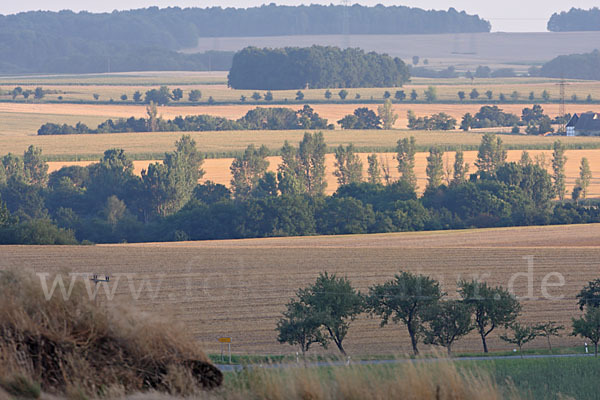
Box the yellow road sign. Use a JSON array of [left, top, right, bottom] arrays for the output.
[[218, 337, 232, 343]]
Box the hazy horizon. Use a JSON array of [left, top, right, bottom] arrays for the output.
[[0, 1, 598, 33]]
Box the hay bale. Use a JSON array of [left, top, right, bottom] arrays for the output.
[[0, 270, 222, 396]]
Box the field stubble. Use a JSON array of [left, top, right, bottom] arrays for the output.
[[2, 224, 599, 356]]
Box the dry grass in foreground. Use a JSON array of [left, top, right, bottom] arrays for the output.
[[125, 361, 519, 400], [0, 270, 222, 398]]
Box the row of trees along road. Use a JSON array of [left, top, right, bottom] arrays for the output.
[[278, 272, 600, 357]]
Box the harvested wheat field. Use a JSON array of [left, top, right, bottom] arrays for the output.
[[2, 224, 599, 356], [47, 149, 600, 197]]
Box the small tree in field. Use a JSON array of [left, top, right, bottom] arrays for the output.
[[276, 298, 326, 358], [535, 321, 564, 351], [457, 91, 466, 101], [395, 90, 406, 101], [424, 86, 437, 102], [576, 278, 600, 310], [500, 323, 538, 357], [485, 90, 493, 100], [542, 90, 550, 101], [338, 89, 348, 100], [324, 90, 332, 99], [188, 89, 202, 102], [378, 99, 398, 129], [296, 90, 304, 101], [572, 307, 600, 356], [133, 91, 142, 103], [424, 300, 473, 355], [251, 92, 262, 101], [367, 271, 442, 355], [469, 89, 479, 99], [459, 280, 521, 353], [264, 91, 273, 101], [299, 272, 363, 356]]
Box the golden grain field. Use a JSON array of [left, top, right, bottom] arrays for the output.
[[2, 224, 599, 356], [47, 149, 600, 197]]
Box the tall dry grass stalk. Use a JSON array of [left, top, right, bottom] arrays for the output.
[[0, 269, 222, 397]]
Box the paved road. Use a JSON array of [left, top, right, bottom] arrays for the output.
[[215, 352, 595, 372]]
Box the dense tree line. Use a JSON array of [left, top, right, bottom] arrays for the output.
[[0, 5, 490, 74], [539, 50, 600, 80], [228, 46, 410, 90], [37, 105, 332, 135], [547, 8, 600, 31], [1, 133, 599, 245]]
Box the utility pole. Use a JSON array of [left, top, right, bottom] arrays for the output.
[[557, 78, 568, 133]]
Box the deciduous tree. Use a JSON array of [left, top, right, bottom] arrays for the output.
[[299, 272, 364, 356], [396, 137, 417, 190], [552, 140, 567, 200], [577, 157, 592, 199], [424, 300, 473, 355], [368, 271, 442, 355], [459, 280, 521, 353], [334, 144, 363, 186], [230, 144, 270, 200], [475, 133, 506, 176], [500, 322, 538, 357], [367, 154, 382, 184], [572, 307, 600, 356], [378, 99, 398, 129], [426, 146, 444, 190]]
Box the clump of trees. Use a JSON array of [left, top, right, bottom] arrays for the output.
[[37, 105, 333, 135], [460, 106, 519, 130], [228, 46, 410, 90], [407, 110, 456, 130], [548, 8, 600, 32], [540, 50, 600, 81]]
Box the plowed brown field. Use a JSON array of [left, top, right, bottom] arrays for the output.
[[2, 224, 599, 356]]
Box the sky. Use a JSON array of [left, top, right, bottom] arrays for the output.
[[0, 1, 597, 32]]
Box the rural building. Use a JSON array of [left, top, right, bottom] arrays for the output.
[[566, 112, 600, 136]]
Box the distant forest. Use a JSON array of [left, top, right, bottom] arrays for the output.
[[0, 5, 490, 74], [538, 50, 600, 80], [228, 46, 410, 90], [547, 8, 600, 31]]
